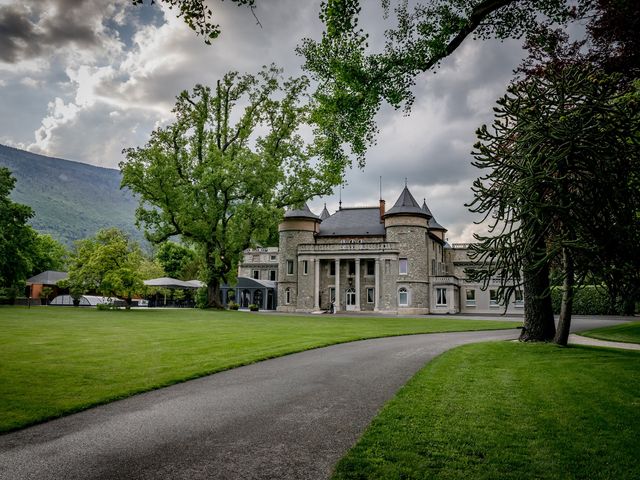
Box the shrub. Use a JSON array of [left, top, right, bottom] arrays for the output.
[[248, 304, 259, 312], [195, 287, 208, 309], [551, 285, 618, 315], [228, 301, 239, 310]]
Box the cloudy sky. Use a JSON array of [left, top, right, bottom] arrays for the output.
[[0, 0, 534, 242]]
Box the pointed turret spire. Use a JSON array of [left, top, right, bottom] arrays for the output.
[[320, 203, 330, 220], [384, 185, 429, 218]]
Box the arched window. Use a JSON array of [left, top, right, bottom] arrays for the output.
[[398, 287, 409, 306], [285, 287, 291, 305]]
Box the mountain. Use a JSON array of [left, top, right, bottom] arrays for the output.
[[0, 144, 144, 246]]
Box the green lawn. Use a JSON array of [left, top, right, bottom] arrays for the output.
[[0, 307, 518, 433], [581, 321, 640, 344], [332, 342, 640, 480]]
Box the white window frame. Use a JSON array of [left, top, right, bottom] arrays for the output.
[[329, 287, 336, 303], [399, 258, 408, 275], [285, 288, 291, 304], [302, 260, 308, 275], [490, 289, 499, 307], [465, 289, 476, 306], [286, 260, 294, 275], [398, 287, 409, 306], [366, 287, 375, 304], [514, 289, 524, 307], [436, 288, 447, 306]]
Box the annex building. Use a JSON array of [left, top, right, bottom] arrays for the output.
[[239, 185, 524, 315]]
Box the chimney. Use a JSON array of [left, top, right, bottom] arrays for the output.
[[379, 199, 385, 222]]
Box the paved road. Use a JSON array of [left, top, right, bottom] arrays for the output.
[[0, 317, 629, 480]]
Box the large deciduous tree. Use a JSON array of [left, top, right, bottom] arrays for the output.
[[468, 64, 639, 343], [0, 167, 36, 300], [64, 228, 145, 309], [120, 67, 339, 308]]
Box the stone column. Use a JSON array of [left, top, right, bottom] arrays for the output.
[[355, 258, 361, 310], [374, 258, 380, 311], [334, 258, 340, 312], [314, 258, 320, 310]]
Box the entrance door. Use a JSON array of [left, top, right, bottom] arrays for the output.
[[345, 288, 357, 311]]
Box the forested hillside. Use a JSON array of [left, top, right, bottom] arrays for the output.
[[0, 144, 142, 246]]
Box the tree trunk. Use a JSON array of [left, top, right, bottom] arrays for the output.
[[520, 260, 556, 341], [554, 247, 574, 346], [206, 277, 223, 309]]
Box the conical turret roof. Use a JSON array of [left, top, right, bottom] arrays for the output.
[[284, 203, 320, 220], [384, 186, 429, 218], [320, 203, 330, 220], [421, 198, 446, 230]]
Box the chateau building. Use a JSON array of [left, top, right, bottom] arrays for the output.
[[265, 185, 524, 315]]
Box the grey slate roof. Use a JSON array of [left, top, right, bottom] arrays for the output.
[[284, 203, 320, 220], [320, 203, 330, 220], [428, 216, 446, 231], [317, 207, 386, 236], [422, 198, 446, 230], [26, 270, 68, 285], [384, 186, 429, 218]]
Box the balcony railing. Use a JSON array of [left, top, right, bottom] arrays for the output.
[[431, 275, 460, 285], [298, 242, 399, 253]]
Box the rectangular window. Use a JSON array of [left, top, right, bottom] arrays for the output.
[[329, 261, 336, 276], [269, 270, 276, 281], [490, 289, 499, 307], [431, 259, 436, 275], [436, 288, 447, 306], [399, 258, 408, 275], [466, 289, 476, 306], [302, 260, 308, 275], [270, 255, 277, 261], [366, 260, 375, 276], [366, 287, 374, 304], [285, 288, 291, 304], [515, 289, 524, 307], [398, 288, 409, 306], [329, 287, 336, 303], [252, 270, 260, 280], [287, 260, 294, 275], [348, 260, 355, 276]]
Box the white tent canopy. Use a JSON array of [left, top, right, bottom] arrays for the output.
[[143, 277, 205, 289], [50, 295, 120, 306]]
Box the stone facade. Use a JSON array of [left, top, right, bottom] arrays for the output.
[[241, 187, 524, 315]]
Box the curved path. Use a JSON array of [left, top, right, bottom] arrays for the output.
[[0, 317, 627, 480]]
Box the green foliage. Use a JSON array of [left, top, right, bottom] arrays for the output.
[[121, 66, 341, 307], [133, 0, 256, 44], [248, 303, 259, 311], [195, 287, 208, 309], [0, 167, 36, 293], [227, 301, 240, 310], [333, 342, 640, 479], [155, 241, 198, 279], [96, 302, 120, 311], [299, 0, 590, 166], [65, 228, 145, 309], [28, 233, 69, 276], [550, 286, 635, 315]]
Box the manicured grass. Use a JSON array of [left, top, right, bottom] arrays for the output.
[[333, 342, 640, 480], [0, 307, 518, 433], [581, 321, 640, 344]]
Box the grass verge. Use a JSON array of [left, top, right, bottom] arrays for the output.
[[0, 306, 518, 433], [332, 342, 640, 480], [580, 321, 640, 344]]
